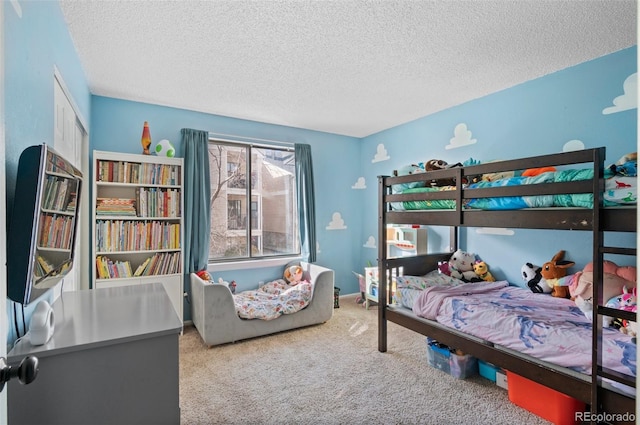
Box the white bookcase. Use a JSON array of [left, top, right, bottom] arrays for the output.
[[92, 150, 184, 321]]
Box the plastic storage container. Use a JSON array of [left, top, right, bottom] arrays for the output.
[[449, 352, 478, 379], [478, 360, 500, 382], [425, 338, 450, 374], [507, 371, 585, 425]]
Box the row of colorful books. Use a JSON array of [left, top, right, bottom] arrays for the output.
[[95, 220, 180, 252], [38, 213, 74, 250], [134, 251, 182, 277], [96, 160, 180, 186], [95, 252, 182, 279], [136, 188, 180, 218], [42, 175, 75, 212], [95, 255, 134, 279]]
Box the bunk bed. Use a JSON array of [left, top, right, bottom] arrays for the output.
[[377, 147, 636, 423]]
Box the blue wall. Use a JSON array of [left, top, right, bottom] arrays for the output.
[[359, 47, 638, 286], [4, 0, 91, 344], [90, 96, 361, 318], [4, 0, 637, 336]]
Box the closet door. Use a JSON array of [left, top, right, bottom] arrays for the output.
[[54, 74, 88, 292]]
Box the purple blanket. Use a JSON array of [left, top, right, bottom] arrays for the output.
[[412, 281, 636, 376]]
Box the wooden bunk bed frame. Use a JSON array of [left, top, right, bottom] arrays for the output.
[[377, 147, 636, 423]]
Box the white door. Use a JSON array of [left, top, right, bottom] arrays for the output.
[[53, 75, 88, 292]]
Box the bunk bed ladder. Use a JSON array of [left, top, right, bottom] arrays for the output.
[[378, 175, 389, 353], [591, 147, 636, 422]]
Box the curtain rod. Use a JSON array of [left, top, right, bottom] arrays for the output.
[[208, 132, 295, 149]]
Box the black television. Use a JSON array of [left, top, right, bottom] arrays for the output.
[[7, 144, 83, 305]]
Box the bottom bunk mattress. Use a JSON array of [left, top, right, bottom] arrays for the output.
[[396, 276, 636, 377]]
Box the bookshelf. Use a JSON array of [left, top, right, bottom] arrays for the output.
[[38, 169, 79, 275], [92, 150, 184, 321]]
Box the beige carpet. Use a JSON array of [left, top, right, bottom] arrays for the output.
[[179, 295, 551, 425]]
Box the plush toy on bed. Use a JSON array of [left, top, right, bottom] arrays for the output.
[[284, 265, 305, 286], [473, 260, 495, 282], [569, 260, 637, 322], [609, 152, 637, 177], [540, 250, 575, 298], [196, 270, 213, 281], [604, 286, 637, 334], [448, 249, 480, 282], [521, 262, 552, 294], [423, 159, 465, 187]]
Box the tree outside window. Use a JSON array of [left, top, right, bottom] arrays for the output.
[[208, 141, 299, 260]]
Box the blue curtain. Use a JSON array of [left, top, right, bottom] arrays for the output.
[[182, 128, 211, 273], [295, 143, 317, 262]]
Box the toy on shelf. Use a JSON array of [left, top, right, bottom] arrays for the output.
[[141, 121, 152, 155], [155, 139, 175, 157]]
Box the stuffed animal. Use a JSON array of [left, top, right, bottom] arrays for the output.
[[473, 260, 495, 282], [196, 270, 213, 281], [395, 164, 425, 177], [619, 286, 637, 312], [437, 261, 451, 276], [284, 265, 304, 285], [448, 249, 479, 282], [540, 250, 575, 298], [521, 262, 551, 294], [423, 159, 467, 187], [615, 286, 637, 336], [569, 260, 637, 321], [423, 159, 456, 187], [609, 152, 637, 177]]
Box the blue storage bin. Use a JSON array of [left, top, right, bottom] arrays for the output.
[[449, 352, 478, 379], [425, 338, 451, 374], [478, 360, 501, 382]]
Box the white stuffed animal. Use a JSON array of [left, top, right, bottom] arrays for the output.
[[521, 262, 552, 294], [448, 249, 479, 282]]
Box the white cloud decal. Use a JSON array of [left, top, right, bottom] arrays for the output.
[[363, 236, 376, 248], [352, 177, 366, 189], [326, 212, 347, 230], [603, 73, 637, 115], [372, 143, 390, 163], [446, 123, 477, 150], [563, 140, 585, 152]]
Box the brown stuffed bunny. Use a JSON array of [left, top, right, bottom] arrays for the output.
[[540, 250, 575, 298]]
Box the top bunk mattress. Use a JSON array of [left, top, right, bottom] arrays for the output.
[[391, 169, 636, 211], [381, 148, 637, 231]]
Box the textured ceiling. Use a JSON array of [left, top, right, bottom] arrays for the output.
[[59, 0, 637, 138]]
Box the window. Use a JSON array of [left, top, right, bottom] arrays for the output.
[[208, 141, 298, 260]]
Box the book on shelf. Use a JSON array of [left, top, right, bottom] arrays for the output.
[[96, 197, 137, 216], [66, 192, 77, 212], [132, 252, 181, 277], [36, 255, 54, 276], [95, 255, 133, 279]]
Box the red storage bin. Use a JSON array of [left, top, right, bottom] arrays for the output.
[[506, 371, 585, 425]]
